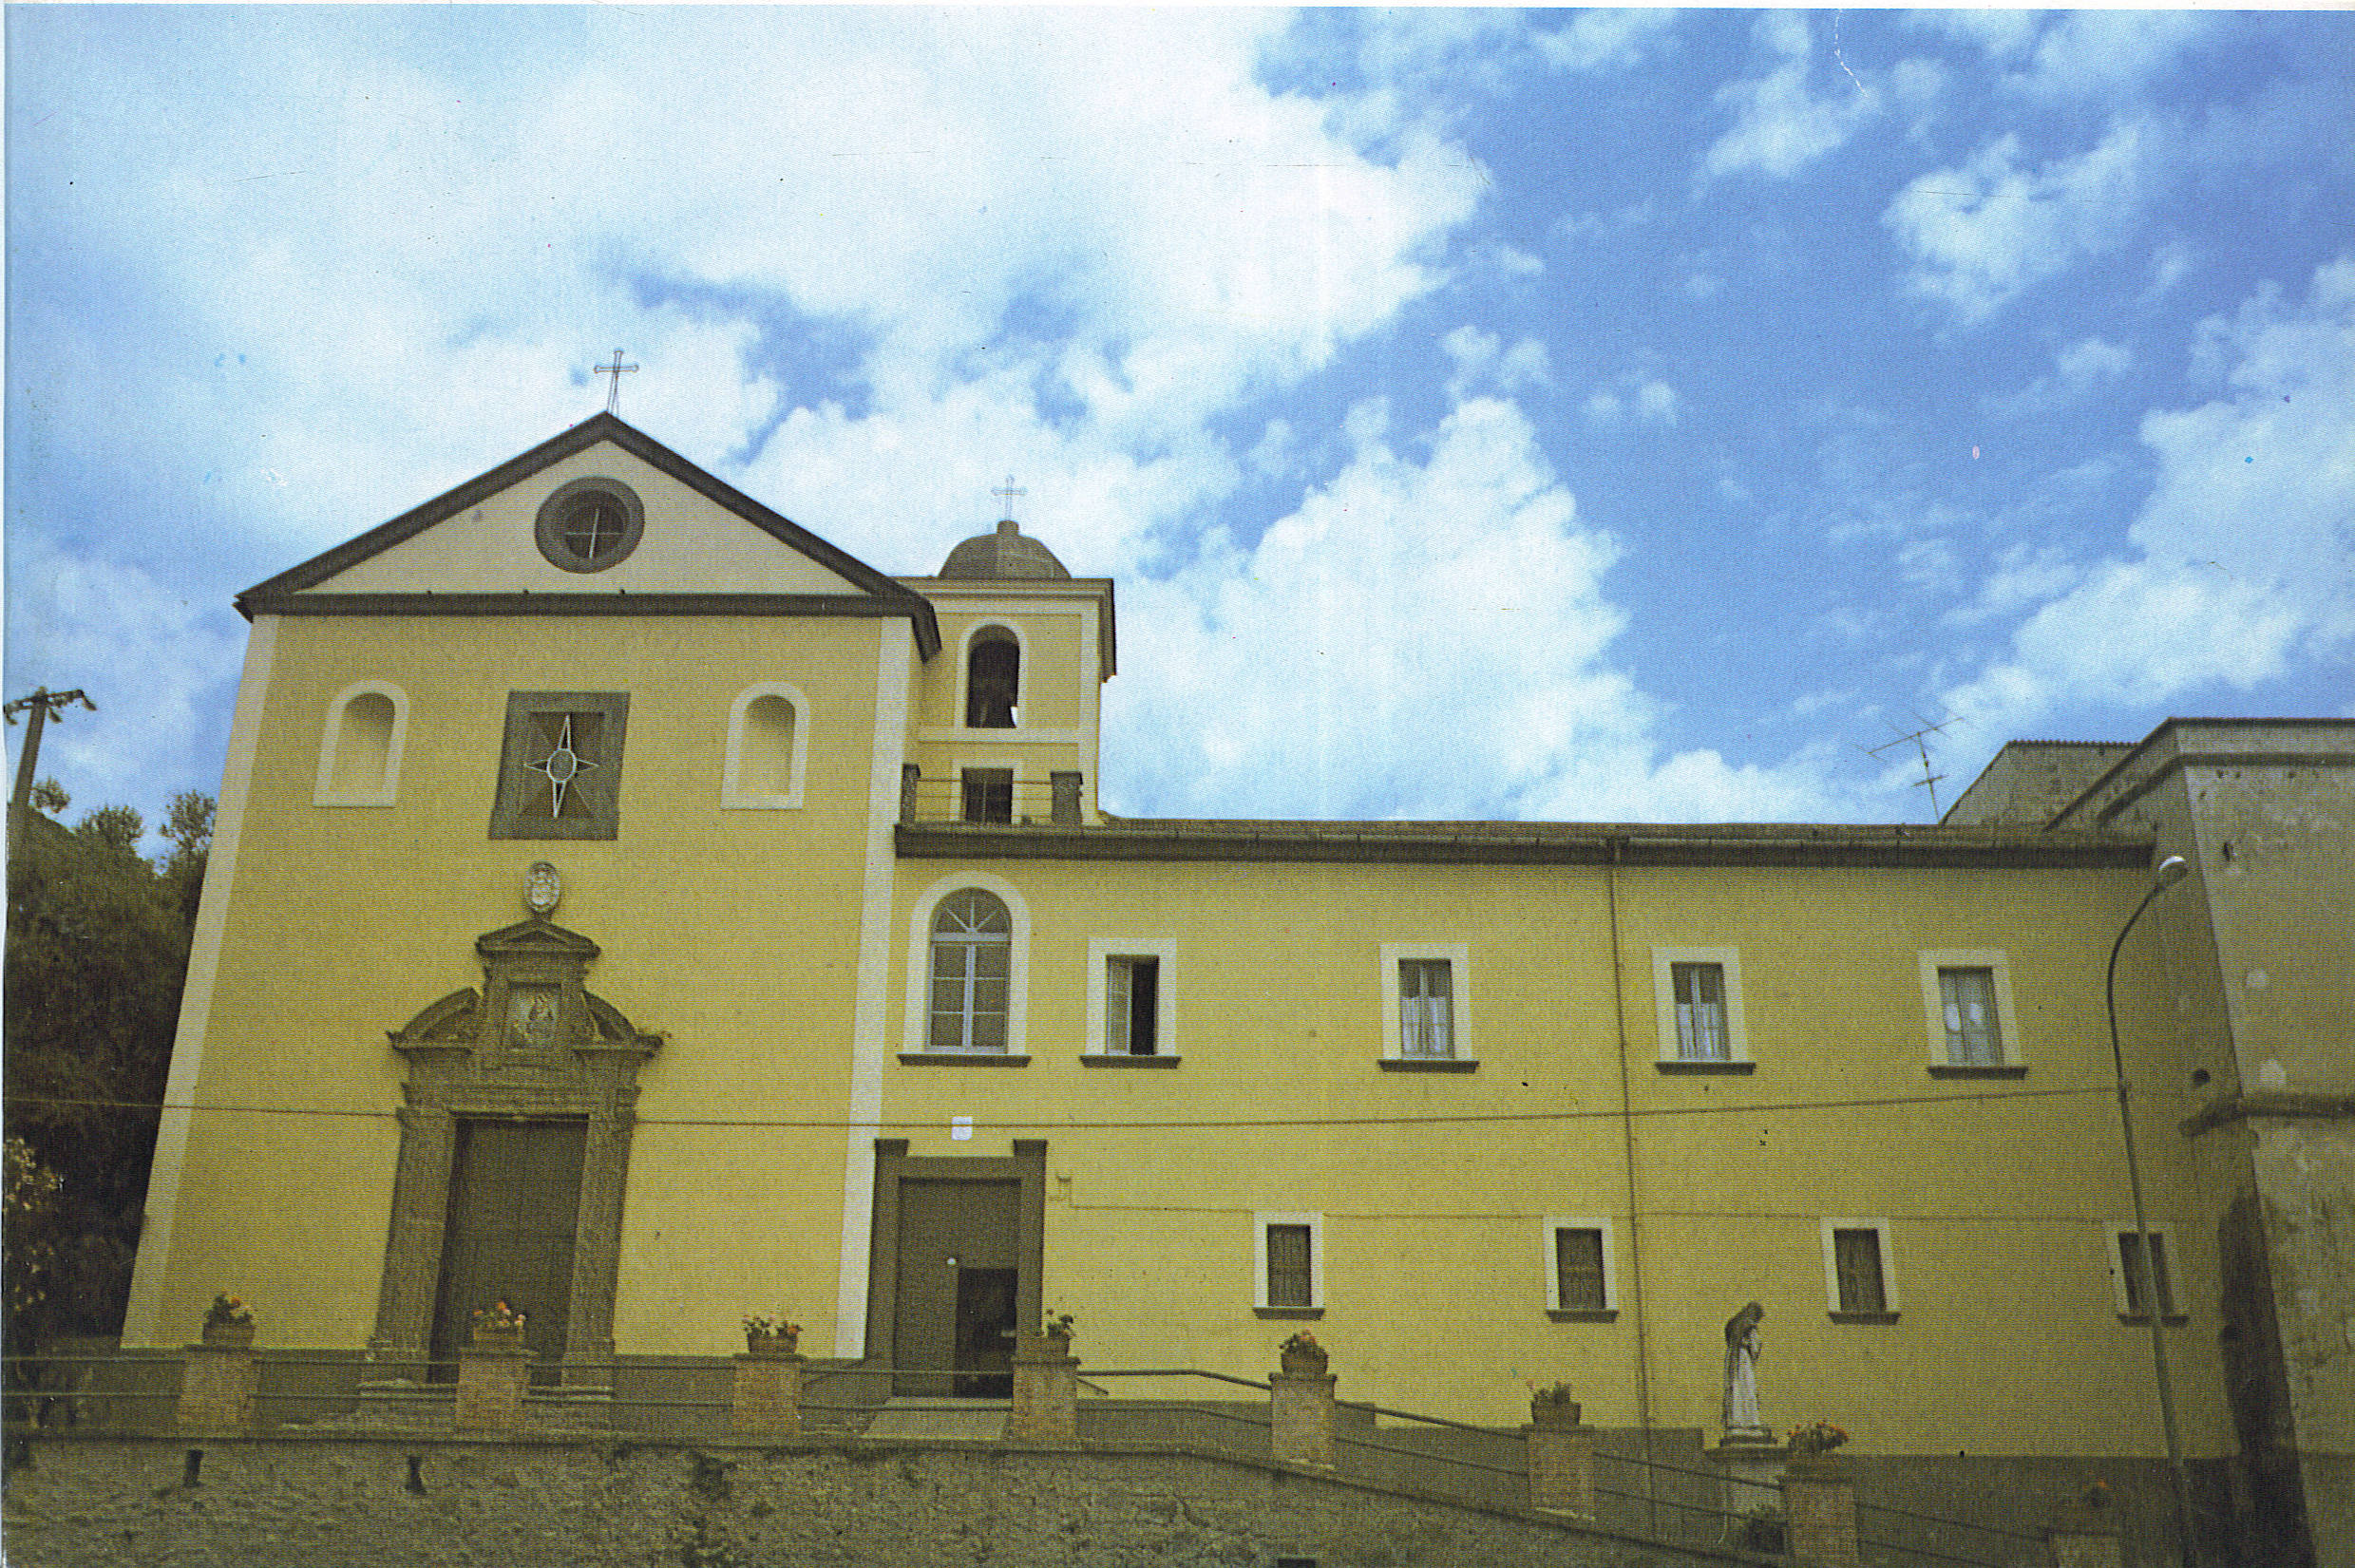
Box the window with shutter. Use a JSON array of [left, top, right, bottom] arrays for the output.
[[1106, 956, 1159, 1055], [1265, 1223, 1313, 1308], [2118, 1229, 2180, 1318], [1833, 1228, 1887, 1313], [1555, 1228, 1606, 1312]]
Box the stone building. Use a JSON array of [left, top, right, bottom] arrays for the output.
[[121, 414, 2349, 1562]]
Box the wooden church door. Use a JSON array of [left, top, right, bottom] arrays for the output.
[[428, 1118, 587, 1384]]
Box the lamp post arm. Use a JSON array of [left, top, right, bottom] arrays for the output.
[[2105, 873, 2195, 1567]]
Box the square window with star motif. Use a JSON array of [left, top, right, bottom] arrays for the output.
[[490, 691, 629, 840]]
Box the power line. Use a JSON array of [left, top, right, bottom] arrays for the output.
[[4, 1081, 2150, 1131]]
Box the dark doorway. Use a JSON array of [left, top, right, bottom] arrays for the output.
[[893, 1178, 1020, 1397], [955, 1268, 1017, 1397], [428, 1119, 586, 1386]]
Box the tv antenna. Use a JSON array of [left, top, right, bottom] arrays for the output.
[[1857, 711, 1951, 820]]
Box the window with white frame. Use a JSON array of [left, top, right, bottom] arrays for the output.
[[927, 889, 1011, 1051], [1543, 1217, 1618, 1317], [1254, 1212, 1323, 1313], [1650, 947, 1749, 1067], [313, 680, 408, 806], [902, 875, 1031, 1060], [2107, 1225, 2185, 1321], [1085, 938, 1177, 1059], [720, 683, 809, 809], [1399, 960, 1453, 1057], [1916, 951, 2023, 1070], [1378, 944, 1471, 1064], [1820, 1219, 1899, 1318]]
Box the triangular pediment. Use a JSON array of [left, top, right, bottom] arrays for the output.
[[237, 416, 937, 647], [476, 916, 602, 963]]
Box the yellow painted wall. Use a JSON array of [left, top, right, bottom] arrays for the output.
[[877, 855, 2231, 1454], [139, 612, 894, 1353]]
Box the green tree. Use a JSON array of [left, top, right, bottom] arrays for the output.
[[3, 795, 208, 1344]]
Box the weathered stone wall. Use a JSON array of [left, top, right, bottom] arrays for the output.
[[1, 1434, 1739, 1568]]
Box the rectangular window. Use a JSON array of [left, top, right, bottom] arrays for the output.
[[1672, 962, 1727, 1061], [1265, 1224, 1313, 1308], [1542, 1217, 1618, 1316], [1556, 1229, 1606, 1311], [1833, 1229, 1888, 1313], [1106, 955, 1160, 1055], [2117, 1229, 2180, 1319], [1939, 967, 2002, 1066], [1821, 1218, 1898, 1318], [490, 691, 629, 841], [961, 768, 1014, 824], [1398, 959, 1453, 1058], [1253, 1211, 1322, 1313]]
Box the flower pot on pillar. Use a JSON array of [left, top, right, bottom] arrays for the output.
[[1783, 1461, 1860, 1568], [456, 1329, 532, 1432], [732, 1350, 804, 1437], [1006, 1332, 1079, 1445], [178, 1344, 258, 1431], [1269, 1370, 1337, 1466]]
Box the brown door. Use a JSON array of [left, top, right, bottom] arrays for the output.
[[893, 1178, 1020, 1397], [429, 1119, 586, 1385]]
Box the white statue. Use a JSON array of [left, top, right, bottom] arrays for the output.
[[1722, 1301, 1766, 1439]]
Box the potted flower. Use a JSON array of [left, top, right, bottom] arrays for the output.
[[743, 1313, 802, 1357], [1786, 1419, 1850, 1475], [1016, 1309, 1076, 1359], [470, 1297, 528, 1349], [1529, 1380, 1582, 1428], [201, 1293, 256, 1349], [1278, 1330, 1327, 1377]]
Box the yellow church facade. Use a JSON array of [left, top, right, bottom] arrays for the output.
[[122, 415, 2350, 1540]]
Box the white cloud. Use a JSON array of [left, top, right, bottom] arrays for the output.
[[1533, 9, 1679, 75], [1985, 335, 2134, 417], [1939, 257, 2355, 748], [1584, 373, 1679, 429], [1442, 326, 1552, 401], [1703, 11, 1880, 181], [1885, 122, 2157, 324], [2006, 12, 2220, 104], [1105, 394, 1841, 822]]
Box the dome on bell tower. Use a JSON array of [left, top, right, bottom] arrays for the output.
[[938, 518, 1071, 581]]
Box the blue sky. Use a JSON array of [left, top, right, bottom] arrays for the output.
[[8, 8, 2351, 842]]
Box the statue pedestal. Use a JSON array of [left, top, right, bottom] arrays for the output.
[[1706, 1439, 1789, 1539]]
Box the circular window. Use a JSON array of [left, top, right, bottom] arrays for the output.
[[534, 478, 645, 573]]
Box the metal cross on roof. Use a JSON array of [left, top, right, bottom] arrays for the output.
[[595, 349, 638, 415], [992, 475, 1026, 524]]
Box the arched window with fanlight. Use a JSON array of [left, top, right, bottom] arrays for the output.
[[928, 889, 1011, 1051], [314, 680, 409, 805], [965, 629, 1021, 728]]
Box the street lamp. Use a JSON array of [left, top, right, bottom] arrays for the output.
[[2105, 852, 2194, 1565]]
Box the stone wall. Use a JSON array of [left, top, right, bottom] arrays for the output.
[[1, 1434, 1738, 1568]]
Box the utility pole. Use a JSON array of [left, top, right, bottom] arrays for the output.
[[7, 686, 95, 857]]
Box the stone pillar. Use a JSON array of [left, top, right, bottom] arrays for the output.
[[731, 1352, 804, 1438], [1783, 1463, 1861, 1568], [1270, 1370, 1338, 1467], [900, 764, 921, 823], [2044, 1512, 2125, 1568], [176, 1344, 257, 1431], [1527, 1418, 1596, 1518], [1050, 772, 1082, 825], [454, 1341, 531, 1432], [1005, 1332, 1079, 1445]]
